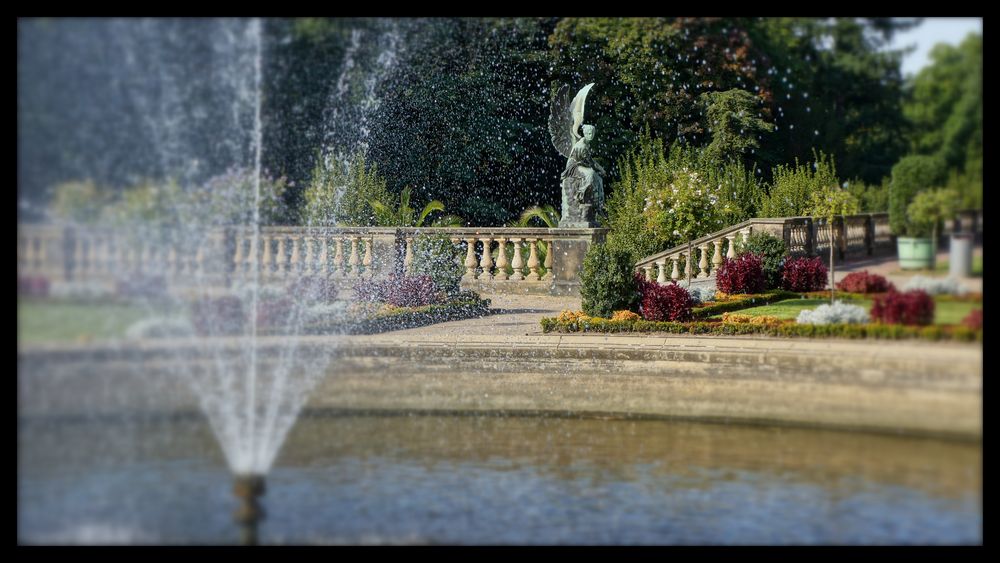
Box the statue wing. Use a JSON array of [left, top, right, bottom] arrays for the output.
[[569, 82, 595, 145], [549, 84, 574, 159]]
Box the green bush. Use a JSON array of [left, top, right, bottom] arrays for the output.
[[760, 150, 839, 218], [302, 151, 392, 227], [888, 155, 948, 236], [737, 232, 787, 289], [579, 243, 639, 318], [845, 177, 890, 213], [409, 234, 464, 296]]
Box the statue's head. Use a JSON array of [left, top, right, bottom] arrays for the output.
[[582, 124, 595, 141]]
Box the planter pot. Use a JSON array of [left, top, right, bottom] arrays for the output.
[[949, 232, 974, 277], [897, 237, 935, 270]]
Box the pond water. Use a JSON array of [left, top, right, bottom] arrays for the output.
[[18, 412, 981, 545]]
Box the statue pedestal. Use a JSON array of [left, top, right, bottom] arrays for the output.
[[549, 228, 607, 296]]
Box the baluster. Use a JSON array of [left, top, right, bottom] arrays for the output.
[[656, 259, 668, 284], [275, 236, 287, 278], [233, 235, 245, 277], [404, 237, 414, 274], [509, 238, 524, 281], [712, 239, 724, 271], [318, 236, 329, 278], [74, 237, 86, 279], [494, 237, 509, 281], [671, 256, 680, 281], [348, 236, 361, 278], [302, 235, 314, 275], [478, 237, 494, 280], [680, 252, 690, 280], [541, 239, 554, 282], [362, 237, 373, 277], [289, 235, 302, 276], [725, 235, 737, 259], [332, 237, 344, 278], [699, 244, 711, 278], [261, 235, 273, 280], [526, 239, 540, 281], [463, 237, 478, 281]]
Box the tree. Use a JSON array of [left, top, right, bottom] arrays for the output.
[[700, 88, 775, 167], [806, 185, 859, 303]]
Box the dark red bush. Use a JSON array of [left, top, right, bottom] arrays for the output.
[[18, 276, 50, 298], [716, 253, 765, 295], [871, 290, 935, 326], [836, 271, 894, 294], [781, 256, 828, 292], [287, 276, 338, 304], [191, 296, 245, 336], [354, 275, 442, 308], [961, 309, 982, 330], [636, 274, 695, 322]]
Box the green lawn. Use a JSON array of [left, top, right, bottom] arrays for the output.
[[18, 299, 165, 343], [734, 297, 980, 325]]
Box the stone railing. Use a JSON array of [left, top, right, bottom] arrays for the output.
[[635, 209, 982, 283], [17, 224, 606, 296]]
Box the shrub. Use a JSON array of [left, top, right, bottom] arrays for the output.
[[287, 276, 339, 304], [580, 243, 640, 318], [961, 309, 982, 330], [611, 310, 642, 322], [888, 155, 948, 236], [721, 313, 782, 325], [354, 275, 442, 308], [191, 296, 245, 336], [870, 290, 935, 326], [781, 256, 828, 292], [18, 276, 50, 298], [679, 283, 717, 305], [737, 232, 787, 289], [836, 271, 894, 294], [716, 254, 765, 295], [636, 276, 695, 322], [796, 302, 870, 325], [760, 150, 839, 217], [902, 275, 968, 296], [409, 235, 463, 296]]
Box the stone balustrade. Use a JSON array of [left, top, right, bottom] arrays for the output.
[[17, 224, 606, 296]]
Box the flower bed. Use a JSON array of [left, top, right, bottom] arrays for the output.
[[692, 290, 800, 319], [539, 315, 980, 342]]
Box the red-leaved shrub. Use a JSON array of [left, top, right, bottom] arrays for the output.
[[18, 276, 50, 298], [870, 290, 935, 326], [636, 274, 694, 322], [781, 256, 828, 292], [836, 271, 894, 294], [354, 275, 442, 308], [961, 309, 982, 330], [715, 253, 765, 295]]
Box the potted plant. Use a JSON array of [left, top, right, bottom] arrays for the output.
[[906, 188, 960, 269], [889, 155, 948, 270]]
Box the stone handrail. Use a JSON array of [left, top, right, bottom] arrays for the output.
[[17, 224, 606, 296]]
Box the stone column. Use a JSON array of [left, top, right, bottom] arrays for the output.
[[643, 264, 654, 282], [289, 235, 302, 276], [478, 237, 494, 280], [656, 259, 667, 284], [362, 238, 373, 277], [681, 252, 690, 280], [494, 237, 509, 281], [348, 236, 361, 278], [725, 234, 737, 259], [699, 244, 711, 278], [671, 256, 680, 281], [404, 237, 414, 274], [318, 237, 329, 278], [509, 238, 524, 281], [332, 237, 344, 278], [541, 240, 554, 282], [463, 238, 478, 281], [525, 239, 540, 281]]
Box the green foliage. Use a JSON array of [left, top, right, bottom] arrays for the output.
[[944, 168, 982, 210], [737, 232, 788, 290], [845, 177, 890, 213], [370, 186, 463, 228], [303, 152, 392, 227], [761, 150, 840, 217], [700, 88, 776, 167], [888, 154, 948, 236], [579, 243, 639, 318], [807, 185, 860, 223], [907, 188, 960, 239], [516, 205, 559, 228], [692, 290, 800, 318], [409, 235, 465, 296], [49, 180, 112, 224]]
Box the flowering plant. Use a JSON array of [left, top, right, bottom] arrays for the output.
[[642, 167, 730, 249]]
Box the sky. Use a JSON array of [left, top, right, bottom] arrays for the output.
[[888, 17, 983, 77]]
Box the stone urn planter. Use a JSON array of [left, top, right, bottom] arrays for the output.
[[897, 236, 935, 270]]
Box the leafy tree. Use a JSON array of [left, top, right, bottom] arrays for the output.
[[888, 154, 948, 236], [302, 152, 392, 227], [700, 88, 775, 167], [806, 185, 859, 302], [760, 150, 839, 217]]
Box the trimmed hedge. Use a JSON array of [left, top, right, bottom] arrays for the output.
[[539, 316, 981, 342]]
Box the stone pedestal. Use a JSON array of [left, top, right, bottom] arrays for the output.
[[549, 228, 607, 296]]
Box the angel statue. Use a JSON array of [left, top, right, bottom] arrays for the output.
[[550, 82, 605, 228]]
